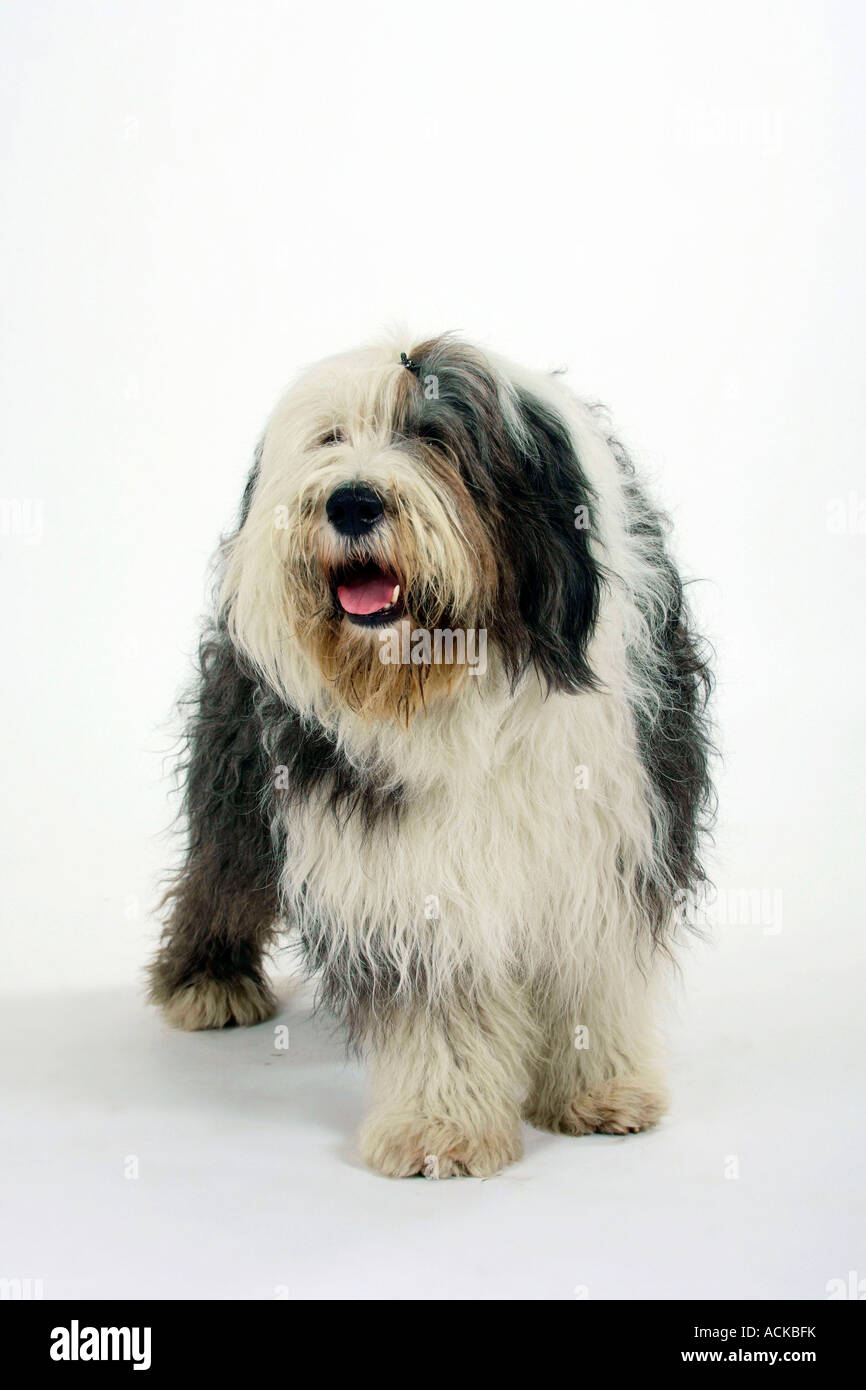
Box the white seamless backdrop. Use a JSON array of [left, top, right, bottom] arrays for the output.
[[0, 0, 864, 1300]]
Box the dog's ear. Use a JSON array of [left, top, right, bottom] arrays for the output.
[[400, 339, 601, 691], [497, 389, 602, 693]]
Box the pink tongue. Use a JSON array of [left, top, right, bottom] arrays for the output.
[[337, 574, 398, 615]]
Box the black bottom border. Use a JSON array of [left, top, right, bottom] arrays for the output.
[[2, 1297, 862, 1375]]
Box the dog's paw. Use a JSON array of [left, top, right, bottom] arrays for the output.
[[529, 1076, 668, 1136], [154, 975, 277, 1031], [359, 1113, 523, 1179]]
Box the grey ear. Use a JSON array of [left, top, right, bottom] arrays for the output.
[[500, 389, 602, 693], [396, 339, 603, 692]]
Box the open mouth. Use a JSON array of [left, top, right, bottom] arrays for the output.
[[332, 560, 403, 627]]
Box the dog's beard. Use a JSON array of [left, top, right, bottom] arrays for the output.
[[289, 504, 491, 722]]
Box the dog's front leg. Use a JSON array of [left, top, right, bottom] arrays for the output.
[[147, 628, 280, 1031], [359, 985, 537, 1178], [524, 964, 669, 1135]]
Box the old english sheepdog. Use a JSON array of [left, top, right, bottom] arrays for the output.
[[148, 333, 714, 1178]]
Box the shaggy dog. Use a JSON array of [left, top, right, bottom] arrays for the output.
[[148, 333, 713, 1178]]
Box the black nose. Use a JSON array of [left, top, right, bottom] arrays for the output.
[[326, 483, 384, 537]]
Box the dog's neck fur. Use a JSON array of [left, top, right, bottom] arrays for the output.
[[299, 645, 546, 797]]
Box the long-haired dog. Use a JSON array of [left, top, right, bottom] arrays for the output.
[[148, 333, 713, 1178]]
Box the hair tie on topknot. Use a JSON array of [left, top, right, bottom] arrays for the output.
[[400, 352, 421, 376]]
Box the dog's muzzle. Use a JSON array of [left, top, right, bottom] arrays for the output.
[[325, 482, 402, 626]]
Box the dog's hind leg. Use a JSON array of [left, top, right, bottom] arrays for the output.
[[523, 964, 669, 1136], [358, 983, 541, 1178], [147, 625, 281, 1030]]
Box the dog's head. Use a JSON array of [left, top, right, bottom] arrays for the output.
[[222, 335, 602, 721]]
